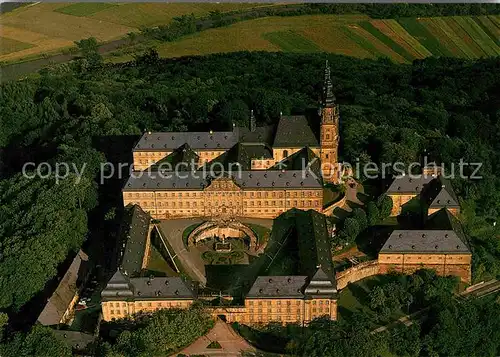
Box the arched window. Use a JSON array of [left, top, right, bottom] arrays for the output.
[[283, 150, 289, 159]]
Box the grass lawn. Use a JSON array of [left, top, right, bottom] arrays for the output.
[[182, 222, 203, 249], [338, 275, 406, 324], [246, 223, 271, 245], [54, 3, 117, 17], [0, 37, 33, 55], [262, 30, 321, 52], [145, 245, 179, 277]]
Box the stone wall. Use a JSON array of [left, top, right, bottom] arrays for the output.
[[335, 260, 380, 290], [322, 192, 347, 216]]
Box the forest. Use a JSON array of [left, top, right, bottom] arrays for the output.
[[0, 47, 499, 353]]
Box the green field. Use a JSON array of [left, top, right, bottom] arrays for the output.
[[0, 36, 33, 55], [54, 3, 117, 17], [262, 30, 320, 53], [1, 2, 500, 64], [117, 14, 500, 64]]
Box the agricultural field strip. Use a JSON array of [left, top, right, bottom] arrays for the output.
[[454, 16, 500, 56], [474, 16, 500, 45], [346, 25, 407, 63], [418, 18, 466, 57], [396, 18, 448, 57], [359, 21, 415, 61], [384, 19, 432, 57], [446, 17, 486, 57], [262, 30, 320, 52], [0, 37, 34, 56], [370, 19, 425, 58], [298, 25, 373, 59], [430, 18, 476, 58]]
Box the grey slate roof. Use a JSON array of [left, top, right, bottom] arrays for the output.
[[102, 271, 197, 300], [150, 143, 199, 171], [123, 172, 209, 191], [130, 276, 197, 299], [304, 268, 337, 297], [101, 270, 134, 298], [295, 210, 337, 289], [123, 169, 322, 190], [233, 169, 322, 189], [134, 131, 238, 151], [120, 205, 151, 277], [238, 125, 275, 146], [386, 174, 435, 194], [380, 229, 470, 254], [425, 177, 460, 209], [270, 147, 321, 179], [246, 276, 308, 298], [38, 250, 89, 326], [273, 116, 319, 148], [204, 143, 273, 171]]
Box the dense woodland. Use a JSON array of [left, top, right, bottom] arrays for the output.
[[0, 47, 500, 354]]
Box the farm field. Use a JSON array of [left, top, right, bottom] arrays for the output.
[[1, 2, 499, 64], [106, 14, 500, 64], [136, 15, 500, 63], [0, 37, 33, 56], [0, 2, 267, 62]]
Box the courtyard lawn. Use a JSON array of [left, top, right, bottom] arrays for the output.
[[145, 245, 179, 276], [246, 223, 271, 245], [183, 222, 203, 249]]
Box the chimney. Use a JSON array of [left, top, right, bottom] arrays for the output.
[[250, 109, 256, 132]]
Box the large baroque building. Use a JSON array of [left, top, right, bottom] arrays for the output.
[[101, 205, 338, 324], [122, 63, 340, 220]]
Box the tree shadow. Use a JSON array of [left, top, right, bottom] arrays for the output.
[[356, 192, 371, 204], [338, 306, 354, 320], [356, 225, 395, 258], [347, 283, 371, 307], [345, 200, 363, 210], [333, 207, 350, 222]]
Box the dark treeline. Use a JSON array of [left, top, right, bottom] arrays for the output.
[[0, 50, 499, 351]]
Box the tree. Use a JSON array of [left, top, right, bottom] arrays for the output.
[[108, 305, 214, 356], [74, 37, 102, 69], [343, 217, 361, 240], [0, 325, 72, 357], [352, 208, 368, 231], [366, 201, 379, 226], [377, 194, 393, 219], [0, 313, 7, 341]]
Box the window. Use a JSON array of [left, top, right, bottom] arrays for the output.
[[283, 150, 288, 158]]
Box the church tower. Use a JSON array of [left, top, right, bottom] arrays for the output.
[[320, 60, 340, 183]]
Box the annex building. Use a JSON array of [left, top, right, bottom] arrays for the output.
[[382, 167, 471, 283], [122, 63, 340, 220]]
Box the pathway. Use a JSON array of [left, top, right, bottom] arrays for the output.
[[174, 319, 255, 357]]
